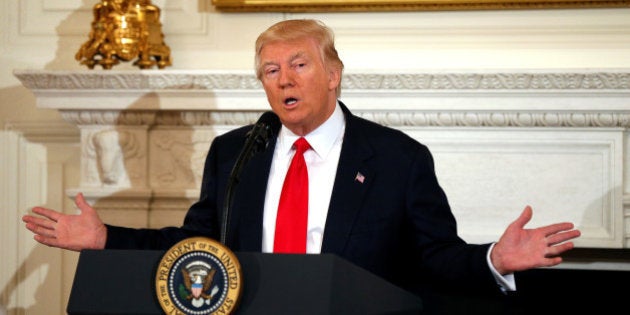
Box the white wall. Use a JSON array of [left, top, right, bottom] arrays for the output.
[[2, 1, 630, 314]]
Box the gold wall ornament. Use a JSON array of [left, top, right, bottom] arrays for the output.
[[76, 0, 172, 69]]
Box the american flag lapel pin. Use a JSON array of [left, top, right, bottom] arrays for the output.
[[355, 172, 365, 184]]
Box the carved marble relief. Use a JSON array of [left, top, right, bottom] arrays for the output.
[[82, 127, 147, 189]]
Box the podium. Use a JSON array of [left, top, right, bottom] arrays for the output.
[[66, 250, 423, 314]]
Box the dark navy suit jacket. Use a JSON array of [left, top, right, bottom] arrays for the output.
[[106, 101, 501, 297]]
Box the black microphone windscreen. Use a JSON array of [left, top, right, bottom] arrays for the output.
[[256, 111, 280, 131]]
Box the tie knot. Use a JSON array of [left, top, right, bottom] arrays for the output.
[[293, 137, 310, 155]]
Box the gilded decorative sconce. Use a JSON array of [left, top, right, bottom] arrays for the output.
[[76, 0, 172, 69]]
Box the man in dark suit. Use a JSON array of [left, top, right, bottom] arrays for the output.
[[23, 19, 580, 306]]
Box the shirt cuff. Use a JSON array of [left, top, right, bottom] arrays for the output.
[[487, 242, 517, 292]]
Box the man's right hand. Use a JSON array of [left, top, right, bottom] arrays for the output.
[[22, 192, 107, 251]]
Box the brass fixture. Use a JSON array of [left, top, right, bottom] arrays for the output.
[[76, 0, 172, 69]]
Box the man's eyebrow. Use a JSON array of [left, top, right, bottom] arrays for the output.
[[262, 60, 278, 68], [261, 51, 307, 69]]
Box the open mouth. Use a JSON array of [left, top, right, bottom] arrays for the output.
[[284, 97, 298, 106]]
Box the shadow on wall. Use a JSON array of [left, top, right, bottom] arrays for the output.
[[0, 86, 63, 128], [0, 244, 78, 314], [45, 0, 95, 70]]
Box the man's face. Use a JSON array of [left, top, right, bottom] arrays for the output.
[[259, 37, 340, 136]]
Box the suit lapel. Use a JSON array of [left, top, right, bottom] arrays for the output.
[[321, 105, 375, 254]]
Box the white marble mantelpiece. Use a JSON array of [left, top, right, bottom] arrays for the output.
[[13, 69, 630, 253], [15, 69, 630, 113]]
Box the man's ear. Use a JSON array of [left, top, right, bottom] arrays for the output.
[[328, 67, 341, 90]]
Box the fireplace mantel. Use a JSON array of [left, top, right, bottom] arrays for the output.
[[13, 69, 630, 252], [15, 68, 630, 115]]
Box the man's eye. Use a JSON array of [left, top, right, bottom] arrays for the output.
[[292, 63, 306, 71]]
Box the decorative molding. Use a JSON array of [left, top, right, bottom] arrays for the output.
[[66, 187, 153, 212], [57, 110, 630, 128], [343, 72, 630, 90], [357, 112, 630, 128], [4, 121, 79, 143], [60, 111, 156, 126], [14, 69, 630, 128], [60, 110, 263, 127], [14, 69, 630, 91]]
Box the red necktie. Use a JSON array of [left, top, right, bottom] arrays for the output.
[[274, 137, 310, 254]]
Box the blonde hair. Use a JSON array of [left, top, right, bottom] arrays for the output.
[[255, 19, 344, 97]]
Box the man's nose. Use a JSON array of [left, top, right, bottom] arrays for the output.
[[278, 69, 294, 87]]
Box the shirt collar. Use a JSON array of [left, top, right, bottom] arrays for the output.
[[278, 102, 345, 159]]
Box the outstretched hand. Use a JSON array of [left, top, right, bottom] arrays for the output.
[[22, 193, 107, 252], [490, 205, 581, 275]]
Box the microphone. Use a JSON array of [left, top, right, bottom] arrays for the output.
[[220, 111, 280, 245]]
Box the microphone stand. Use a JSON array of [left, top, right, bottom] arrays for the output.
[[220, 111, 278, 245]]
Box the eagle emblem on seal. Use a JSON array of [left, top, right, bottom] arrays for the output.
[[179, 261, 219, 308]]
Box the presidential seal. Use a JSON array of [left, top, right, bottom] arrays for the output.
[[155, 237, 243, 315]]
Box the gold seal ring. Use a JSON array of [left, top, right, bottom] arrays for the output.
[[155, 237, 243, 314]]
